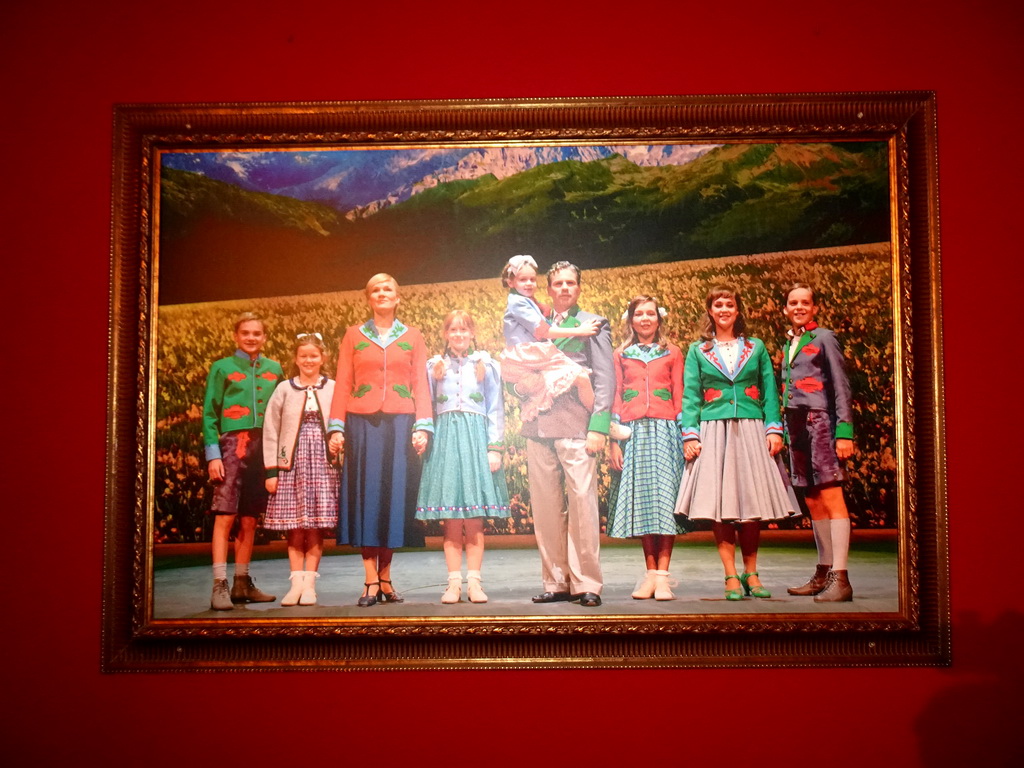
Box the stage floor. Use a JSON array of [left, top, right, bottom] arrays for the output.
[[152, 531, 900, 619]]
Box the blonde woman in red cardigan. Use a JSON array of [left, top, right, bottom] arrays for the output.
[[607, 296, 688, 600], [327, 274, 434, 607]]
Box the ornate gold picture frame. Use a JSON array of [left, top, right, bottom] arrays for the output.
[[103, 93, 947, 670]]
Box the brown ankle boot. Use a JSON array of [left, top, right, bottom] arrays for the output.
[[230, 574, 277, 603], [211, 578, 233, 610], [813, 569, 853, 602], [787, 563, 831, 596]]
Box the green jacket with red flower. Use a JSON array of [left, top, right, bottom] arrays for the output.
[[203, 351, 284, 461], [679, 337, 783, 442]]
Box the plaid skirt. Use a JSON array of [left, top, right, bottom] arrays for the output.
[[606, 418, 688, 537], [264, 412, 339, 530], [674, 418, 800, 522]]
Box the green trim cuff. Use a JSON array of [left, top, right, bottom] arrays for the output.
[[588, 409, 611, 434]]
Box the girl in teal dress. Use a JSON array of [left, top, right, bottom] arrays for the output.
[[416, 310, 511, 603]]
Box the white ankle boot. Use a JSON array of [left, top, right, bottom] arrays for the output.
[[299, 571, 318, 605], [281, 571, 304, 606], [632, 570, 657, 599], [654, 570, 677, 600], [441, 572, 462, 604], [467, 570, 487, 603]]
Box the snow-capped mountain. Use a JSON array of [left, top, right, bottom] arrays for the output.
[[161, 144, 713, 218]]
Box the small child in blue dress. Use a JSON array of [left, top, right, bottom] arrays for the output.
[[262, 333, 340, 607], [415, 311, 511, 603], [498, 254, 599, 422]]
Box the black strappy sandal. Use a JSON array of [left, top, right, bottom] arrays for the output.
[[379, 579, 404, 603], [357, 581, 380, 607]]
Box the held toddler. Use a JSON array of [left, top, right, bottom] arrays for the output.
[[498, 254, 598, 421]]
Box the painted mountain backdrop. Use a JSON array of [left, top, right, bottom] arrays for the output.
[[158, 142, 888, 303]]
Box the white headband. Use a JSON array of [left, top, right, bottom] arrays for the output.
[[506, 254, 538, 276]]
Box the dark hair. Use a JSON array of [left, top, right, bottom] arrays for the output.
[[784, 282, 816, 304], [621, 295, 666, 349], [699, 285, 746, 342], [546, 260, 581, 285], [233, 311, 265, 333]]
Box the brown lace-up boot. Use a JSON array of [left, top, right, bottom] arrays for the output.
[[787, 563, 831, 596], [230, 574, 276, 603], [813, 569, 853, 602]]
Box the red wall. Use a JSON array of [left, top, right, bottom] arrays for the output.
[[5, 2, 1022, 765]]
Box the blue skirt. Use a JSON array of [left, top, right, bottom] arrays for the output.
[[339, 412, 425, 548], [415, 411, 511, 520]]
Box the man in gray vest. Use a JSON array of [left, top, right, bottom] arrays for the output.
[[517, 261, 613, 607]]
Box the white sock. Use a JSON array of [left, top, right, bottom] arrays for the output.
[[213, 562, 228, 581], [235, 561, 249, 578], [830, 518, 852, 571], [812, 518, 833, 567]]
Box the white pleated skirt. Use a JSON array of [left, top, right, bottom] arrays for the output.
[[674, 418, 800, 522]]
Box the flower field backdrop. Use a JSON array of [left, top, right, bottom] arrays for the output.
[[153, 242, 895, 544]]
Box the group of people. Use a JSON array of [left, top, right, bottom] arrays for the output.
[[201, 257, 856, 611]]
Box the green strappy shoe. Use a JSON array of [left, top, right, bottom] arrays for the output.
[[724, 574, 744, 601], [740, 571, 771, 598]]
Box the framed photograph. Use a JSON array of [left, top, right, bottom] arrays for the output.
[[103, 93, 947, 670]]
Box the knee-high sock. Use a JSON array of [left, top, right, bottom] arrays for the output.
[[830, 518, 851, 571], [812, 518, 833, 566]]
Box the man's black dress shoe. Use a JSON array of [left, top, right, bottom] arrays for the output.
[[573, 592, 602, 607], [532, 591, 573, 603]]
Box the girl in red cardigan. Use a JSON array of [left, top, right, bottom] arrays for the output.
[[607, 296, 688, 600]]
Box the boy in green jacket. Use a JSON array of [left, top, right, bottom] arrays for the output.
[[202, 312, 284, 610]]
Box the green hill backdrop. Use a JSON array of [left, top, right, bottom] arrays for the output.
[[158, 142, 888, 303]]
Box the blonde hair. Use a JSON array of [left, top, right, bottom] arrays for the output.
[[233, 311, 265, 333], [620, 295, 667, 350], [365, 272, 399, 296], [433, 310, 485, 382]]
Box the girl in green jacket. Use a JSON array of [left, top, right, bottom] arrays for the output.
[[673, 286, 799, 600]]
